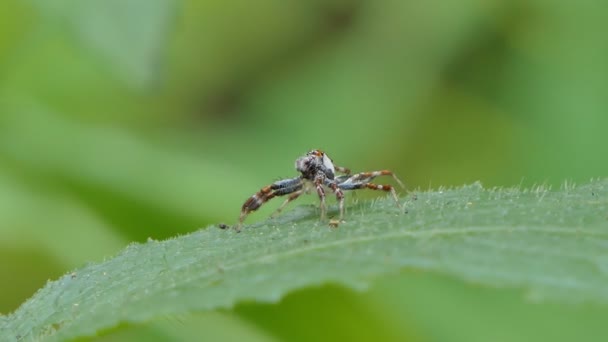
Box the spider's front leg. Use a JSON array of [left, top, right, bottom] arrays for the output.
[[314, 177, 327, 221], [313, 177, 346, 222], [237, 177, 302, 232], [324, 179, 345, 221]]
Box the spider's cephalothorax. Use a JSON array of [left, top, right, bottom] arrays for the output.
[[235, 149, 405, 232], [295, 149, 337, 180]]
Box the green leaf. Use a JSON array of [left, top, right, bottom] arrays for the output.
[[2, 179, 608, 341]]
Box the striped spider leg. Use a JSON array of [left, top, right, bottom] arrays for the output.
[[314, 162, 351, 221], [237, 176, 303, 232], [270, 161, 352, 220], [334, 170, 406, 218], [234, 149, 404, 231], [236, 163, 351, 231]]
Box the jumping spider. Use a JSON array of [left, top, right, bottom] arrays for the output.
[[236, 149, 405, 232]]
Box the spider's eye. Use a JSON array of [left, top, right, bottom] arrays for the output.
[[310, 150, 323, 157]]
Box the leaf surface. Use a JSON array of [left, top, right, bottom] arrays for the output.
[[2, 180, 607, 341]]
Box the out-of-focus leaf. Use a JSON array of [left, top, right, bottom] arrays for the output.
[[1, 180, 607, 341], [29, 0, 176, 89], [368, 271, 608, 342], [235, 284, 413, 342], [0, 103, 248, 237], [0, 170, 126, 267], [90, 312, 278, 342]]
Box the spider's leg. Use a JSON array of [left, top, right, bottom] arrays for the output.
[[331, 183, 344, 221], [314, 178, 327, 221], [271, 188, 305, 218], [334, 165, 351, 175], [237, 177, 302, 231], [339, 182, 402, 208], [325, 178, 344, 221], [347, 170, 405, 189], [366, 183, 401, 207], [238, 187, 275, 231]]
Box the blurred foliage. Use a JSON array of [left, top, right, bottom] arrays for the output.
[[1, 0, 607, 340]]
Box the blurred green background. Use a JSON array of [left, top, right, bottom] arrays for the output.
[[1, 0, 607, 341]]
